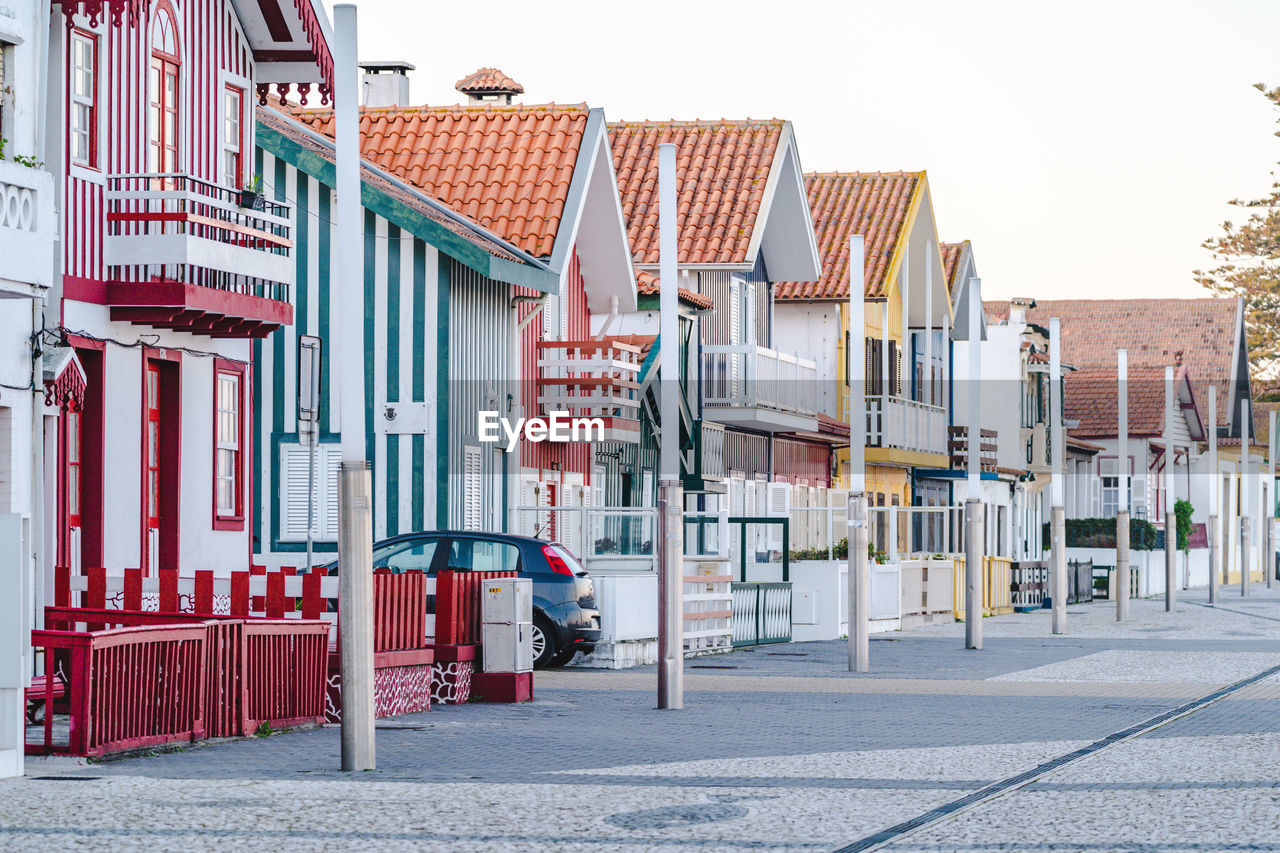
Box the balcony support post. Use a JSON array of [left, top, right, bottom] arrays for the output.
[[965, 276, 983, 650], [1117, 349, 1129, 622], [657, 142, 683, 710], [334, 3, 374, 772], [1049, 317, 1066, 634], [1164, 366, 1177, 612], [1242, 397, 1252, 598]]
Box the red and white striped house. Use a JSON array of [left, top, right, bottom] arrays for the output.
[[46, 0, 333, 583]]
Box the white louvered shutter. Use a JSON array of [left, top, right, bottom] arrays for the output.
[[519, 478, 538, 536], [281, 443, 311, 541], [322, 446, 340, 540], [463, 446, 482, 531], [768, 482, 791, 549]]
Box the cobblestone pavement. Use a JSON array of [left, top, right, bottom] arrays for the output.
[[3, 587, 1280, 852]]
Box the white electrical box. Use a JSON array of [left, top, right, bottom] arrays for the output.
[[481, 577, 533, 673]]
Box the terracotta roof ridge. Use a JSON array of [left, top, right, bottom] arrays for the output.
[[804, 169, 924, 178], [295, 102, 591, 117], [607, 117, 786, 128]]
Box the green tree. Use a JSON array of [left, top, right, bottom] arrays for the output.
[[1196, 83, 1280, 378]]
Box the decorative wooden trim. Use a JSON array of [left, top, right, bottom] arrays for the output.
[[213, 357, 247, 530]]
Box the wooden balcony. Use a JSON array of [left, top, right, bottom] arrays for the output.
[[536, 339, 643, 443], [701, 344, 818, 432], [949, 425, 999, 473], [102, 173, 294, 338]]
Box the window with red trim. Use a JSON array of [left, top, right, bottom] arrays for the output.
[[214, 362, 244, 524], [67, 410, 82, 527], [222, 85, 244, 188], [69, 30, 97, 167], [149, 2, 180, 175]]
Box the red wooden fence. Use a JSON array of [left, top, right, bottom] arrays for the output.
[[30, 609, 329, 755], [373, 569, 427, 651], [53, 566, 477, 651], [29, 624, 207, 757], [434, 570, 517, 645]]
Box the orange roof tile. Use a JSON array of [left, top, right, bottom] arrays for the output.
[[1025, 299, 1241, 429], [258, 105, 526, 263], [455, 67, 524, 95], [941, 241, 968, 291], [1065, 365, 1170, 438], [775, 171, 921, 301], [608, 119, 786, 266], [292, 103, 589, 257], [636, 270, 714, 310]]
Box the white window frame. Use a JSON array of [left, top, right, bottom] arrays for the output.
[[69, 29, 96, 168], [215, 370, 241, 517]]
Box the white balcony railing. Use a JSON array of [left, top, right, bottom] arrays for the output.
[[0, 160, 56, 290], [536, 339, 642, 442], [105, 173, 294, 301], [702, 344, 817, 416], [848, 394, 948, 457]]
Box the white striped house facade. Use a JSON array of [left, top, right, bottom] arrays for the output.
[[45, 0, 332, 582], [251, 109, 556, 569]]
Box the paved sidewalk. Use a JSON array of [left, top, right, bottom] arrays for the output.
[[4, 587, 1280, 852]]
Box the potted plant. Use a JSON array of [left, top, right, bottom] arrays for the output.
[[239, 174, 264, 210]]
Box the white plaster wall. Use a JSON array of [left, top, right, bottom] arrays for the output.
[[773, 303, 840, 419], [62, 302, 252, 576]]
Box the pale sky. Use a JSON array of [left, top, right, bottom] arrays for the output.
[[322, 0, 1280, 301]]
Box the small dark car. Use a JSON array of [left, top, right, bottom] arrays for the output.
[[325, 532, 599, 669]]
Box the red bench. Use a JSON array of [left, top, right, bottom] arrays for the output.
[[25, 673, 66, 724]]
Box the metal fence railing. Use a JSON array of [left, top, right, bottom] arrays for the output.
[[731, 582, 792, 647]]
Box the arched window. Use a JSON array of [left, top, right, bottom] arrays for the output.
[[149, 1, 181, 174]]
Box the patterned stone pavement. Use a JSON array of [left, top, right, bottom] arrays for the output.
[[3, 586, 1280, 852]]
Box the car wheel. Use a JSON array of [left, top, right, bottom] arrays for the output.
[[531, 614, 558, 670]]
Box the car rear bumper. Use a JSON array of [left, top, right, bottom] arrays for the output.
[[544, 601, 601, 650]]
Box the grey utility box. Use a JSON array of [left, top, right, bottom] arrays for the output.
[[481, 577, 533, 673]]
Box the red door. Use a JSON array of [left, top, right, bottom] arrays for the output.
[[57, 408, 82, 571], [144, 364, 161, 574]]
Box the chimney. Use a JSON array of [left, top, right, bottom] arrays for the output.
[[360, 60, 415, 108], [454, 67, 524, 106], [1008, 296, 1035, 326]]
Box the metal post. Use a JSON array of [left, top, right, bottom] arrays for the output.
[[1268, 409, 1276, 589], [656, 142, 683, 709], [1164, 365, 1176, 612], [657, 485, 684, 708], [338, 462, 374, 770], [965, 276, 983, 649], [334, 3, 373, 771], [305, 427, 317, 573], [848, 493, 869, 672], [1209, 385, 1218, 605], [965, 499, 983, 650], [1242, 398, 1252, 597], [1049, 318, 1066, 633], [1116, 349, 1129, 622]]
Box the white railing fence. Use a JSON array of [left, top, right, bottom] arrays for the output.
[[701, 344, 818, 414]]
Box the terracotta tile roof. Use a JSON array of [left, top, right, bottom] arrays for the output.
[[1065, 365, 1169, 438], [1026, 298, 1241, 429], [291, 103, 590, 258], [941, 241, 967, 292], [608, 119, 786, 266], [257, 106, 525, 263], [455, 67, 524, 95], [775, 171, 921, 301], [635, 270, 714, 310], [1066, 433, 1104, 453]]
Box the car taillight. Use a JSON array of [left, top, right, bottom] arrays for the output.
[[543, 545, 575, 576]]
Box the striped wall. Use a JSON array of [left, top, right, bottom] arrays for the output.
[[517, 248, 591, 481], [60, 0, 255, 282], [447, 259, 515, 531], [252, 150, 442, 566]]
